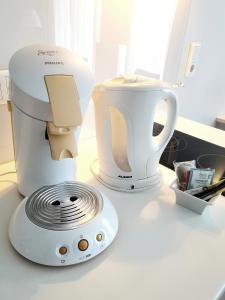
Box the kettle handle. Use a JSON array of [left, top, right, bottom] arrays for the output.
[[155, 90, 178, 151]]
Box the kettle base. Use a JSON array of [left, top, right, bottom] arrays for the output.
[[90, 159, 161, 192]]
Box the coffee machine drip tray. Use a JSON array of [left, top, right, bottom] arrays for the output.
[[25, 182, 102, 231]]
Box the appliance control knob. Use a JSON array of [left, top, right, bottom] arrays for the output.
[[59, 246, 68, 255], [96, 233, 103, 241], [78, 239, 89, 251]]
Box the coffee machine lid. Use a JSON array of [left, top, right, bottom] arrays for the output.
[[95, 75, 171, 91], [9, 44, 94, 119]]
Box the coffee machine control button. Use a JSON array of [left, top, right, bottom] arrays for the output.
[[78, 239, 89, 251], [96, 233, 103, 241], [59, 246, 68, 255]]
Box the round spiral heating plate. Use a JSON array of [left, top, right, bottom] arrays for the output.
[[25, 182, 103, 231]]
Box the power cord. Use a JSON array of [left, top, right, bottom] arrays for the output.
[[0, 171, 16, 177]]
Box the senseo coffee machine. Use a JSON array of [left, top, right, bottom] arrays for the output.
[[8, 45, 119, 267], [9, 44, 94, 196]]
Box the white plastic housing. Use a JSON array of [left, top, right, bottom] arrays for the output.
[[92, 76, 178, 192], [9, 44, 94, 195], [9, 190, 118, 266]]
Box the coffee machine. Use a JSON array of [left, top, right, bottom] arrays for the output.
[[92, 75, 178, 192], [8, 45, 119, 267], [9, 44, 94, 196]]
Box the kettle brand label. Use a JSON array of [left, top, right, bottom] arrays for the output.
[[118, 175, 132, 178]]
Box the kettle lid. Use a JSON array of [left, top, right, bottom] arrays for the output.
[[96, 75, 171, 91]]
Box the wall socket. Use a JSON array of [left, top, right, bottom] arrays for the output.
[[0, 69, 10, 104]]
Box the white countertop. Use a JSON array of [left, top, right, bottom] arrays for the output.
[[175, 116, 225, 148], [0, 138, 225, 300], [156, 115, 225, 148]]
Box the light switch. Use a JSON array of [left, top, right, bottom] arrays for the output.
[[184, 42, 201, 77]]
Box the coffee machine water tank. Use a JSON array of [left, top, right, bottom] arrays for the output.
[[92, 75, 178, 192], [9, 44, 94, 196]]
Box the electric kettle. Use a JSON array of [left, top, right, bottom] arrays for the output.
[[92, 75, 178, 192], [9, 44, 94, 196]]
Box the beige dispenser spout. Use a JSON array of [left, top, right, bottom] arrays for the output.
[[44, 75, 82, 160]]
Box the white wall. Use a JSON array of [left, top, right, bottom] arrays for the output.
[[166, 0, 225, 127], [0, 0, 54, 69], [95, 0, 134, 82], [80, 0, 135, 141]]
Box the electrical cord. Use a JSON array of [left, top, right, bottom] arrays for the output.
[[0, 171, 16, 176]]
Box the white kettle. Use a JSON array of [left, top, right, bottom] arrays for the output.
[[92, 75, 178, 192]]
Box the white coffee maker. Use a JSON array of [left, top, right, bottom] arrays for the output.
[[9, 44, 94, 196], [92, 75, 178, 192]]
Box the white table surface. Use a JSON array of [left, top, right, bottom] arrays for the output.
[[155, 115, 225, 148], [0, 138, 225, 300]]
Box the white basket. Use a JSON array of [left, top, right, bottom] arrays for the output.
[[170, 180, 219, 215]]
